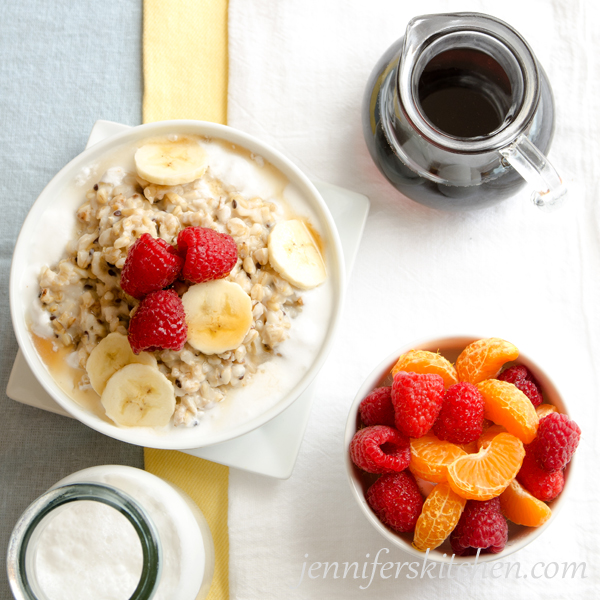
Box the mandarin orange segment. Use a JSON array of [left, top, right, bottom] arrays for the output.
[[477, 424, 507, 450], [536, 403, 558, 420], [409, 434, 467, 483], [476, 379, 539, 444], [455, 338, 519, 384], [391, 350, 459, 389], [500, 479, 552, 527], [447, 432, 525, 500], [413, 482, 467, 551]]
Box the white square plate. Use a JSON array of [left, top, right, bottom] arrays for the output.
[[7, 120, 369, 479]]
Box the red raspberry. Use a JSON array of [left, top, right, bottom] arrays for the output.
[[498, 365, 528, 383], [128, 289, 187, 353], [515, 379, 543, 407], [366, 471, 423, 533], [349, 425, 410, 474], [120, 233, 183, 300], [534, 413, 580, 472], [433, 382, 485, 443], [517, 441, 565, 501], [391, 372, 444, 438], [498, 365, 543, 407], [359, 387, 395, 427], [450, 498, 508, 556], [177, 227, 238, 283]]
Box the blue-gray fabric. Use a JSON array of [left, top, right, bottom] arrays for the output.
[[0, 1, 143, 595]]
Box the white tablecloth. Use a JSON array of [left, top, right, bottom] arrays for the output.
[[227, 0, 599, 598]]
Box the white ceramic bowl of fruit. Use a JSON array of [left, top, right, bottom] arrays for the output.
[[344, 336, 580, 563], [10, 120, 345, 449]]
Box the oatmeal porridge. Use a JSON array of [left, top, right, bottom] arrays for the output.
[[32, 135, 334, 432]]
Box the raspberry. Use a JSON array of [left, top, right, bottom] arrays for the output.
[[359, 387, 395, 427], [178, 227, 238, 283], [450, 498, 508, 556], [534, 413, 580, 472], [391, 372, 444, 438], [349, 425, 410, 474], [498, 365, 528, 383], [433, 382, 485, 443], [517, 441, 565, 501], [515, 379, 543, 407], [366, 471, 423, 533], [498, 365, 543, 407], [128, 289, 187, 353], [120, 233, 183, 300]]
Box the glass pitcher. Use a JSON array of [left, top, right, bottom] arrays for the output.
[[362, 12, 566, 211]]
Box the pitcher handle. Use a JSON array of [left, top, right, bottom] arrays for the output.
[[499, 135, 566, 211]]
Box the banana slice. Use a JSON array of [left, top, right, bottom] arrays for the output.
[[101, 363, 175, 427], [86, 332, 157, 395], [134, 138, 208, 186], [268, 219, 327, 290], [182, 280, 253, 355]]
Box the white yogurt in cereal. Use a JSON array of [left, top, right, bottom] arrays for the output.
[[29, 133, 338, 443], [186, 282, 332, 436]]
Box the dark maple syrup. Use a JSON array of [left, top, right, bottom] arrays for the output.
[[362, 35, 555, 210], [417, 48, 512, 138]]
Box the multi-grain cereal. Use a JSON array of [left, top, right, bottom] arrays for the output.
[[37, 137, 324, 427]]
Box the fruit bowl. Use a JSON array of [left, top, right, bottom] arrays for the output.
[[10, 120, 345, 449], [344, 335, 576, 563]]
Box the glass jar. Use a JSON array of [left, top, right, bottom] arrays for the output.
[[362, 12, 566, 211], [7, 466, 215, 600]]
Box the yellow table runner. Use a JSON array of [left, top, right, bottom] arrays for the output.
[[142, 1, 229, 598]]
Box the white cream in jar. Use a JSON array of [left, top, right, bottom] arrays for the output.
[[7, 465, 214, 600]]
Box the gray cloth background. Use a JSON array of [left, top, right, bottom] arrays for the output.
[[0, 1, 144, 596]]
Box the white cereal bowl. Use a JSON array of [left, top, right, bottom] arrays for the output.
[[344, 335, 575, 563], [10, 120, 345, 450]]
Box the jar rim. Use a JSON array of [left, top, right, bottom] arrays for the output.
[[7, 483, 162, 600]]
